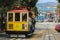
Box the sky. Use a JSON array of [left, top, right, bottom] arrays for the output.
[[37, 0, 58, 3]]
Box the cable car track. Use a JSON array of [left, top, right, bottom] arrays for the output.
[[47, 29, 58, 40], [0, 37, 25, 40], [0, 29, 59, 40]]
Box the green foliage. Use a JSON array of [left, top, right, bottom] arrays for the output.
[[0, 0, 38, 15], [0, 0, 15, 7], [19, 0, 38, 8], [58, 7, 60, 13], [24, 0, 38, 16], [0, 0, 15, 12], [58, 0, 60, 3], [33, 7, 38, 16], [57, 0, 60, 14], [57, 4, 60, 13]]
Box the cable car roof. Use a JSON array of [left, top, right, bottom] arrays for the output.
[[7, 10, 29, 12], [7, 6, 32, 13]]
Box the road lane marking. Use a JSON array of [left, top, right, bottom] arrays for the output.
[[31, 30, 45, 40]]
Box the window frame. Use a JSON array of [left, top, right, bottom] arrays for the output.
[[7, 12, 14, 22], [15, 13, 20, 22], [21, 12, 28, 22]]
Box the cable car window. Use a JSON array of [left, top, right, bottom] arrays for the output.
[[15, 13, 20, 21], [22, 13, 27, 22], [8, 13, 13, 21]]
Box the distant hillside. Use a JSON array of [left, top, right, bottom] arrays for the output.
[[37, 2, 58, 7]]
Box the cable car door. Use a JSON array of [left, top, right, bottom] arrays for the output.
[[22, 12, 28, 31], [7, 12, 14, 31]]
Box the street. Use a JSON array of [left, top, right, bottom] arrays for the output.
[[0, 22, 60, 40]]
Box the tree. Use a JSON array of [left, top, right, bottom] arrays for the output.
[[0, 0, 15, 7], [23, 0, 38, 16], [19, 0, 38, 9], [57, 0, 60, 22], [32, 7, 38, 16], [58, 0, 60, 3], [0, 0, 38, 16], [0, 0, 15, 11], [0, 0, 38, 11]]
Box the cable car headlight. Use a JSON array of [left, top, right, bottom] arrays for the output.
[[22, 24, 27, 29]]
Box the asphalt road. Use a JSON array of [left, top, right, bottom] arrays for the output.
[[0, 22, 60, 40]]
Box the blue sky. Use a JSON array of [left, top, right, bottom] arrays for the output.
[[37, 0, 58, 3]]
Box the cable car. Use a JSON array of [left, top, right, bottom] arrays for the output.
[[6, 6, 36, 37]]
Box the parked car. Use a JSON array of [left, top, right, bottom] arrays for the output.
[[55, 24, 60, 32]]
